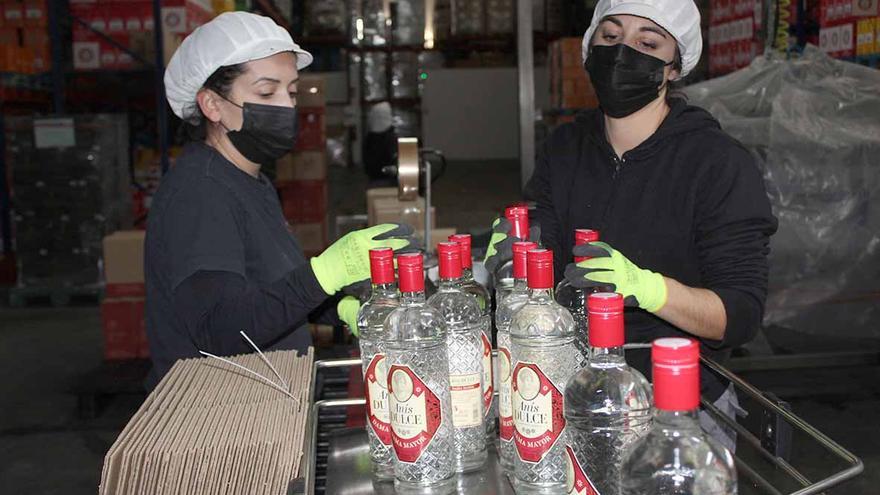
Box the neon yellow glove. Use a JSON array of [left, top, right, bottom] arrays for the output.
[[563, 241, 668, 312], [311, 223, 417, 295], [483, 217, 541, 273], [337, 296, 362, 336]]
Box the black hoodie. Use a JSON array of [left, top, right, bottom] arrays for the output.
[[525, 98, 778, 400]]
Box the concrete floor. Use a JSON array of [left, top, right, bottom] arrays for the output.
[[2, 161, 879, 494]]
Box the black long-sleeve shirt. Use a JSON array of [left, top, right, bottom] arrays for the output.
[[525, 99, 778, 400], [144, 143, 336, 389]]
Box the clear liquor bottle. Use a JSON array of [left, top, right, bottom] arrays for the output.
[[384, 253, 456, 494], [449, 233, 496, 441], [357, 248, 400, 480], [510, 249, 583, 494], [493, 205, 531, 302], [427, 242, 488, 473], [563, 292, 652, 495], [555, 229, 601, 367], [621, 338, 738, 495], [495, 240, 537, 474]]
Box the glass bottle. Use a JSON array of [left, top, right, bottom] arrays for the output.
[[384, 253, 456, 494], [493, 204, 531, 301], [621, 338, 738, 495], [495, 240, 537, 474], [427, 242, 488, 473], [563, 292, 652, 495], [357, 248, 400, 480], [555, 228, 602, 366], [510, 248, 583, 494], [449, 233, 496, 441]]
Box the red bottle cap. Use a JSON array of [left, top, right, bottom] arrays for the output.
[[369, 248, 395, 285], [512, 241, 538, 280], [574, 229, 600, 263], [527, 249, 554, 289], [652, 338, 701, 411], [448, 234, 473, 269], [437, 241, 463, 280], [587, 292, 624, 348], [397, 253, 425, 293], [504, 205, 530, 240]]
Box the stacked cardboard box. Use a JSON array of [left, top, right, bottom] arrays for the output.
[[99, 349, 314, 495], [102, 230, 147, 360], [0, 0, 50, 72], [276, 75, 328, 257], [366, 187, 455, 246], [820, 0, 879, 59], [71, 0, 214, 71], [549, 37, 597, 110], [708, 0, 765, 76]]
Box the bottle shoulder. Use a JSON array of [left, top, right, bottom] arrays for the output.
[[625, 422, 736, 473], [564, 363, 653, 414], [427, 289, 483, 324], [509, 299, 575, 338], [357, 299, 399, 327]]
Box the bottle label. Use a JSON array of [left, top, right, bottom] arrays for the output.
[[364, 353, 391, 446], [512, 362, 565, 463], [389, 365, 443, 463], [565, 445, 600, 495], [481, 331, 494, 414], [449, 372, 483, 427], [498, 346, 514, 441]]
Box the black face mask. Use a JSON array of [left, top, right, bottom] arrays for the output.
[[221, 99, 298, 165], [585, 43, 673, 118]]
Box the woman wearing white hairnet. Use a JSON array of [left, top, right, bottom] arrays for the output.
[[488, 0, 778, 452], [145, 12, 416, 389]]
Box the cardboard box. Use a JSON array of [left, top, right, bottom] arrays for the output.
[[853, 0, 878, 18], [876, 16, 880, 53], [277, 179, 327, 223], [289, 221, 328, 256], [101, 297, 145, 360], [3, 1, 24, 28], [372, 196, 436, 233], [103, 230, 145, 297], [295, 107, 326, 151], [24, 0, 45, 27], [276, 151, 327, 182], [297, 75, 325, 108]]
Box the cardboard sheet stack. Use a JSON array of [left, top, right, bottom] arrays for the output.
[[99, 348, 315, 495]]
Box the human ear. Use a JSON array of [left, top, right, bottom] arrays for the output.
[[196, 89, 223, 124]]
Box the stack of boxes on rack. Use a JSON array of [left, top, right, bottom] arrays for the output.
[[819, 0, 879, 59], [71, 0, 224, 71], [0, 0, 50, 73], [275, 75, 328, 258], [101, 230, 148, 360], [708, 0, 764, 77], [548, 38, 598, 121]]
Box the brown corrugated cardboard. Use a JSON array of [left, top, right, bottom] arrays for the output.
[[103, 230, 145, 284], [99, 349, 314, 495], [276, 150, 327, 181]]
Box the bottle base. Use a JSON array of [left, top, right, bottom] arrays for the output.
[[455, 451, 489, 473], [394, 475, 456, 495], [372, 461, 394, 481], [511, 478, 567, 495]]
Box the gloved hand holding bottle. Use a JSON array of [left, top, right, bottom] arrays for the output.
[[311, 223, 418, 295], [483, 207, 541, 273], [563, 241, 668, 313]]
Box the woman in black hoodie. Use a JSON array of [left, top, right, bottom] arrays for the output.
[[521, 0, 777, 448]]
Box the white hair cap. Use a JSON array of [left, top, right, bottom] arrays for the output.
[[582, 0, 703, 77], [165, 12, 313, 123]]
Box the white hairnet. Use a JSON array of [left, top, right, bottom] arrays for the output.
[[165, 12, 313, 124], [582, 0, 703, 77]]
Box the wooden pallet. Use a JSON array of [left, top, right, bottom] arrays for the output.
[[8, 284, 104, 307]]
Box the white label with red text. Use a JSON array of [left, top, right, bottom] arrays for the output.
[[512, 362, 565, 463], [498, 346, 514, 440], [364, 354, 391, 445], [481, 331, 494, 414], [389, 365, 442, 463], [566, 445, 600, 495], [450, 372, 483, 427]]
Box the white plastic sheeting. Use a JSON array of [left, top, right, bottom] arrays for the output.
[[685, 46, 880, 338]]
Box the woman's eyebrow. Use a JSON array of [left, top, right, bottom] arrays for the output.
[[639, 26, 668, 38], [601, 16, 623, 28], [252, 77, 281, 85]]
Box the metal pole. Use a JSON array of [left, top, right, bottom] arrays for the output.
[[516, 0, 535, 190], [47, 0, 65, 113], [424, 152, 431, 249], [152, 0, 170, 174]]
